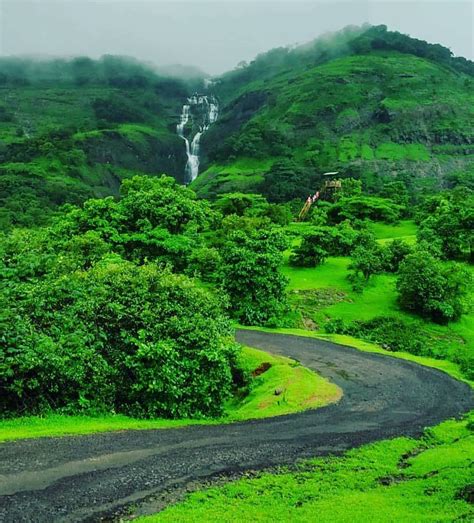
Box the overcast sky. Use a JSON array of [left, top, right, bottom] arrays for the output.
[[0, 0, 472, 75]]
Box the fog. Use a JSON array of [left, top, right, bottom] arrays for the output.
[[1, 0, 472, 75]]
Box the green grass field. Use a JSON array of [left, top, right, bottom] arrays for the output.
[[0, 346, 340, 443], [282, 221, 473, 365]]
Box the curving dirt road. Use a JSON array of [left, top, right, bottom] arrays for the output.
[[1, 330, 472, 522]]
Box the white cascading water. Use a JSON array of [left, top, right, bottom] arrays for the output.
[[176, 93, 218, 183]]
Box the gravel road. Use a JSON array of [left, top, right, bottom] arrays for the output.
[[1, 330, 472, 522]]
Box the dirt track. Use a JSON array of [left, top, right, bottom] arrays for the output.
[[1, 330, 472, 522]]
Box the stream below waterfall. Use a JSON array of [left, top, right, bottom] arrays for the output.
[[177, 93, 218, 183]]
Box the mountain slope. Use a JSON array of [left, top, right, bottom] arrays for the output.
[[0, 57, 188, 229], [196, 27, 474, 198]]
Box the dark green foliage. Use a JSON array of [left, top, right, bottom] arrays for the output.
[[397, 250, 472, 323], [1, 257, 237, 418], [213, 192, 293, 226], [290, 236, 328, 267], [328, 196, 403, 224], [348, 243, 384, 286], [220, 229, 289, 325], [324, 315, 473, 378], [186, 247, 222, 282], [260, 160, 317, 203], [289, 222, 358, 267], [418, 190, 474, 261], [92, 94, 146, 124], [54, 175, 213, 269], [0, 55, 183, 88], [381, 180, 410, 208], [0, 177, 243, 419], [263, 203, 293, 226], [0, 106, 14, 122], [381, 239, 413, 272], [325, 316, 425, 354], [214, 192, 268, 217], [350, 25, 474, 76]]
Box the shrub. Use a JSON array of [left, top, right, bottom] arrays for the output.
[[290, 234, 328, 267], [220, 229, 289, 325], [397, 250, 472, 323], [380, 239, 413, 272], [1, 258, 238, 418]]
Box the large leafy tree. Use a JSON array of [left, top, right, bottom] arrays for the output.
[[418, 190, 474, 262], [54, 175, 214, 268]]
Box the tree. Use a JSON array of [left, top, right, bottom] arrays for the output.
[[214, 192, 268, 217], [290, 235, 328, 267], [260, 159, 316, 203], [327, 195, 403, 224], [220, 229, 289, 325], [418, 191, 474, 262], [397, 250, 472, 323], [54, 175, 213, 268], [2, 257, 238, 418], [348, 244, 383, 285], [381, 239, 413, 272]]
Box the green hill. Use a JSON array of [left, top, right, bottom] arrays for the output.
[[2, 26, 473, 228], [196, 26, 474, 198], [0, 56, 187, 229]]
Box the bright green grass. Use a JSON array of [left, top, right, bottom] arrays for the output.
[[282, 256, 352, 291], [225, 346, 341, 420], [370, 219, 418, 244], [282, 218, 473, 362], [138, 325, 474, 522], [0, 346, 339, 442], [140, 413, 474, 523]]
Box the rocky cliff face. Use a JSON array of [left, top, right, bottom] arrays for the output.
[[80, 129, 187, 184]]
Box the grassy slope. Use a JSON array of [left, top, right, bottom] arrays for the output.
[[196, 52, 474, 197], [0, 346, 340, 443], [282, 220, 473, 366]]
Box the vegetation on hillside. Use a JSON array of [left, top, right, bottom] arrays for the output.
[[0, 56, 188, 229], [198, 27, 474, 199]]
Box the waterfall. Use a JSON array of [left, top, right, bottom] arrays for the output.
[[177, 93, 218, 184]]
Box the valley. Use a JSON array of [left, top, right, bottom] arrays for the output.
[[0, 23, 473, 523]]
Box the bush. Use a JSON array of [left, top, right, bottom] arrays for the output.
[[54, 175, 213, 268], [325, 316, 428, 356], [1, 258, 238, 418], [348, 243, 384, 285], [290, 222, 360, 268], [220, 229, 289, 325], [380, 239, 413, 272], [397, 250, 472, 323]]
